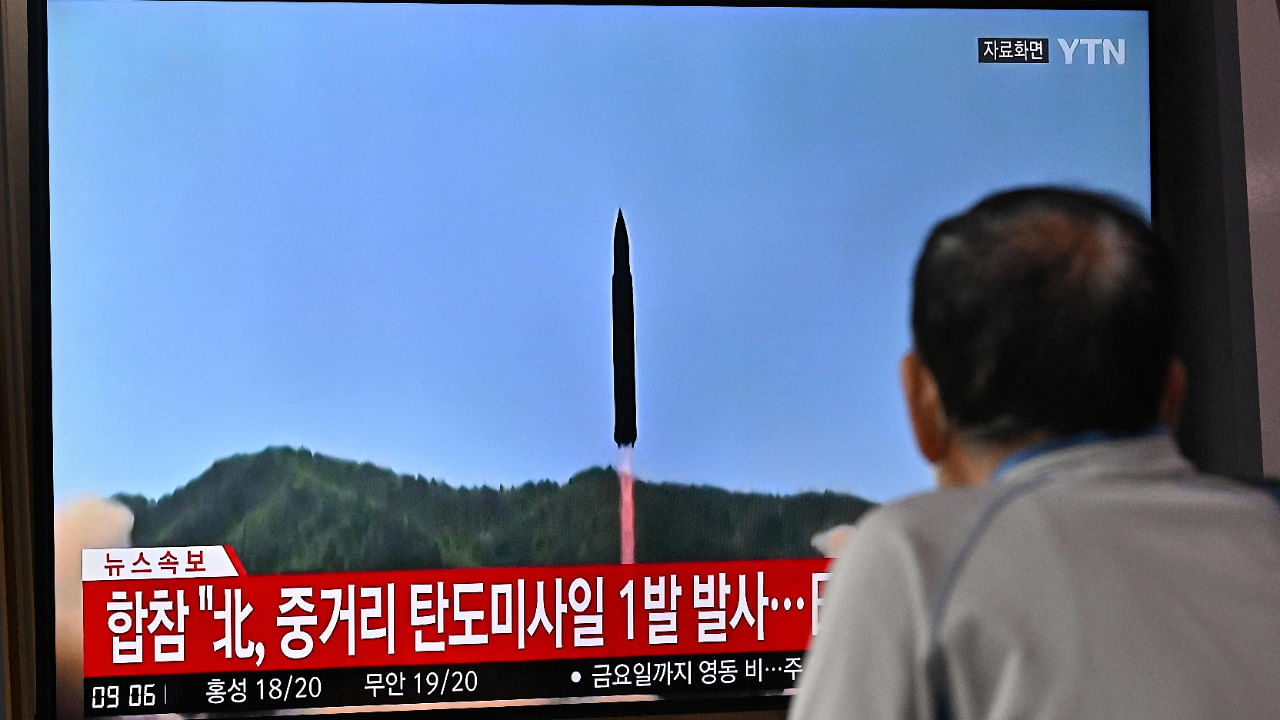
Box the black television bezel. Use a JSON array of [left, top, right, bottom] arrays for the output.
[[21, 1, 1259, 719]]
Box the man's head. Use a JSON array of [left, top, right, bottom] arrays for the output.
[[901, 187, 1185, 487]]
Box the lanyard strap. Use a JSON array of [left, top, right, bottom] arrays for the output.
[[989, 426, 1169, 484]]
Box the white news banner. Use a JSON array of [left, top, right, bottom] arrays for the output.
[[82, 546, 243, 581]]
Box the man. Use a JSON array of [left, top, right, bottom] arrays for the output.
[[789, 188, 1280, 720]]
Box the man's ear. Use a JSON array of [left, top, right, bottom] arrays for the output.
[[1159, 357, 1187, 430], [901, 350, 950, 463]]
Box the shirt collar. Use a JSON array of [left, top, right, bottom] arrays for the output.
[[989, 425, 1172, 484]]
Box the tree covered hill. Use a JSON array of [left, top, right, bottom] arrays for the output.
[[114, 446, 874, 575]]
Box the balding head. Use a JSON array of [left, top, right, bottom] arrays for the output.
[[909, 187, 1176, 445]]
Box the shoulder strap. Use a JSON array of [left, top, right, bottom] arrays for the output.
[[927, 474, 1280, 720]]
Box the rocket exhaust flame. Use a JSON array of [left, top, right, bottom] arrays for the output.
[[612, 209, 637, 564], [618, 446, 636, 565]]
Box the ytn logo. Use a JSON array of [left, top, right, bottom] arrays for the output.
[[1058, 38, 1126, 65]]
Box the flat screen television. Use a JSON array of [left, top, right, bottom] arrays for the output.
[[3, 0, 1256, 718]]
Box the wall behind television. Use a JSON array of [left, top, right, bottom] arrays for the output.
[[1238, 0, 1280, 477]]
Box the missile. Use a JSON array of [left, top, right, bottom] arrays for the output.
[[613, 209, 638, 448]]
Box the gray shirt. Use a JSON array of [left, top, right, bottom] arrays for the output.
[[789, 432, 1280, 720]]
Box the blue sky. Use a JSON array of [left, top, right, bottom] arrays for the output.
[[48, 3, 1150, 504]]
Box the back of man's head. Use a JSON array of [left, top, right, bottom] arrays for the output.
[[911, 187, 1176, 444]]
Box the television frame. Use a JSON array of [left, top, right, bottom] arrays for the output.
[[1, 0, 1261, 718]]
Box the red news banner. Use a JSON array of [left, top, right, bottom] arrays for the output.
[[82, 547, 834, 716]]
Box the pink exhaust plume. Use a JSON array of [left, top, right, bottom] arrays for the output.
[[618, 446, 635, 565]]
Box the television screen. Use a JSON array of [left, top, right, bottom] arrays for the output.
[[48, 3, 1151, 718]]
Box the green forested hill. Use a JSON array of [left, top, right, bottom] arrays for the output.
[[114, 446, 873, 574]]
